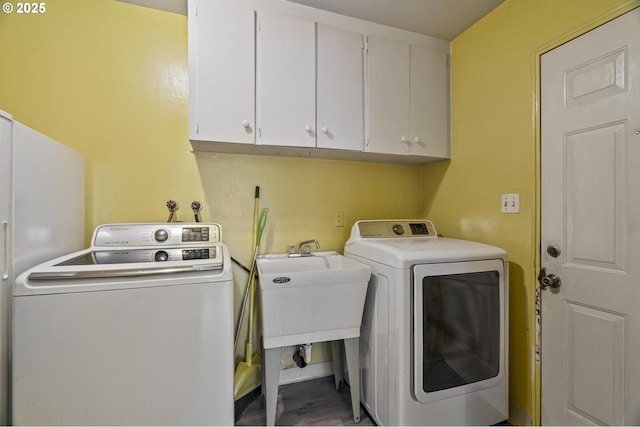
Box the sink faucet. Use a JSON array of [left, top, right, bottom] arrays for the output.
[[290, 239, 320, 257]]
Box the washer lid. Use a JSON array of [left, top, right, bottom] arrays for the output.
[[13, 243, 231, 296], [23, 245, 223, 280]]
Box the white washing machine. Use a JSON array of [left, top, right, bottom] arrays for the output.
[[12, 223, 234, 426], [344, 219, 509, 426]]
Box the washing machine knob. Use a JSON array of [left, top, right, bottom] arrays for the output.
[[154, 228, 169, 242], [154, 250, 169, 262], [392, 224, 405, 235]]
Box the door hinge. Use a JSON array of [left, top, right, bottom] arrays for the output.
[[364, 136, 369, 147], [195, 4, 198, 16], [196, 122, 199, 135], [362, 37, 368, 52]]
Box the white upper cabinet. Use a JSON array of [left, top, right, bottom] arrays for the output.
[[256, 17, 365, 151], [188, 0, 450, 164], [367, 36, 411, 155], [410, 45, 450, 158], [367, 36, 450, 158], [256, 12, 316, 148], [188, 0, 255, 144], [317, 24, 364, 151]]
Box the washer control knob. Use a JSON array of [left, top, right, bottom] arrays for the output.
[[154, 229, 169, 242], [154, 250, 169, 262], [392, 224, 405, 235]]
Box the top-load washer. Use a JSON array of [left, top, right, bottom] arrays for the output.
[[12, 223, 234, 426], [344, 219, 509, 426]]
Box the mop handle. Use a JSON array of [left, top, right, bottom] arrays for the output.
[[247, 208, 268, 351]]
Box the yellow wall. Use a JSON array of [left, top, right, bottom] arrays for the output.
[[422, 0, 639, 424], [0, 0, 201, 236], [0, 0, 420, 363]]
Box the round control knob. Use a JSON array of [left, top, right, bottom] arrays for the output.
[[154, 229, 169, 242], [392, 224, 405, 235], [154, 250, 169, 262]]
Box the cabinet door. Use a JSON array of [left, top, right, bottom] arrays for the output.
[[409, 45, 450, 158], [188, 0, 255, 144], [367, 36, 410, 155], [257, 13, 315, 148], [317, 24, 364, 151]]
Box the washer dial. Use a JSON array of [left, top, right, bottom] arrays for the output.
[[392, 224, 405, 235], [154, 229, 169, 242], [154, 250, 169, 262]]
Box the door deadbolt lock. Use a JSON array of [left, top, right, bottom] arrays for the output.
[[538, 267, 561, 289], [546, 245, 561, 258]]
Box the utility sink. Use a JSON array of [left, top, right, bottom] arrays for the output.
[[256, 251, 371, 349]]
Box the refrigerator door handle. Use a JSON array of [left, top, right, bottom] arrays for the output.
[[2, 221, 8, 280]]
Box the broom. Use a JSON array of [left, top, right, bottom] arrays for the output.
[[234, 206, 268, 400]]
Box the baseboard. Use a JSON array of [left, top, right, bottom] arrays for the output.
[[279, 361, 334, 385], [509, 404, 532, 426]]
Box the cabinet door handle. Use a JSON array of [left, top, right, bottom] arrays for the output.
[[304, 125, 313, 133], [414, 137, 421, 143], [321, 126, 329, 134], [241, 120, 250, 128], [400, 136, 409, 143]]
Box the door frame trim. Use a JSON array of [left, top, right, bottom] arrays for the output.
[[532, 3, 639, 425]]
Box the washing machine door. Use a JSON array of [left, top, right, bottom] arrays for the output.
[[412, 259, 506, 403]]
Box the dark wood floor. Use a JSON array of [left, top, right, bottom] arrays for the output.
[[236, 376, 375, 426], [235, 376, 511, 426]]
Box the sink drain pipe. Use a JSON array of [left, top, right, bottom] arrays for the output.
[[293, 343, 313, 368]]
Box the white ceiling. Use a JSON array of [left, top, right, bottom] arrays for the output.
[[116, 0, 505, 40], [116, 0, 187, 16], [284, 0, 504, 40]]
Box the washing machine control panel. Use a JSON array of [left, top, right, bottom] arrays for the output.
[[356, 220, 437, 238], [92, 223, 222, 247]]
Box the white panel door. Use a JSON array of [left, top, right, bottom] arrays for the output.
[[256, 12, 316, 148], [367, 36, 410, 155], [541, 8, 640, 426], [317, 24, 364, 151], [0, 115, 11, 427], [409, 45, 450, 158], [188, 0, 255, 143]]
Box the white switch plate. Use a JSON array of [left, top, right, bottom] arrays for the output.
[[501, 193, 520, 214], [335, 211, 344, 227]]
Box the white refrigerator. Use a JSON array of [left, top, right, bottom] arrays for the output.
[[0, 111, 85, 424]]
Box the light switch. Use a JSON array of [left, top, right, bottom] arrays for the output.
[[501, 194, 520, 214]]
